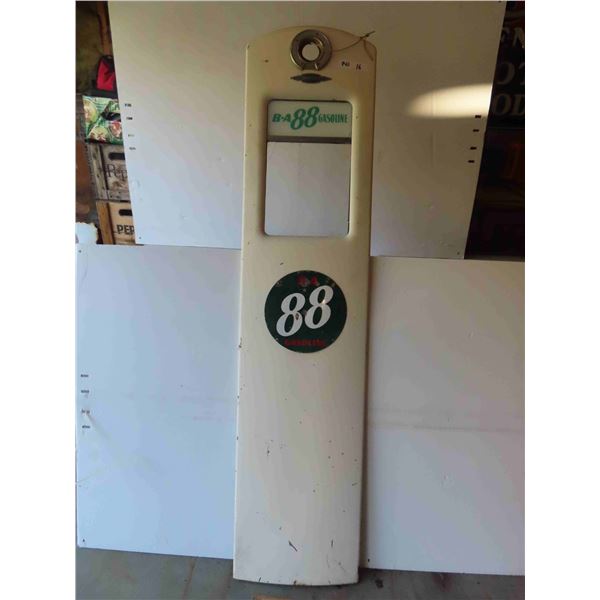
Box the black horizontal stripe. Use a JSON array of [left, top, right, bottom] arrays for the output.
[[267, 135, 351, 144]]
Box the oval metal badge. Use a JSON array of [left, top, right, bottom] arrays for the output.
[[264, 270, 347, 353]]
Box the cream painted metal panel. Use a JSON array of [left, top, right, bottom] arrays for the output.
[[76, 246, 523, 574], [233, 27, 376, 586], [108, 1, 505, 257]]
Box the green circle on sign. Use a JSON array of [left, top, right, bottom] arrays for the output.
[[264, 270, 347, 353]]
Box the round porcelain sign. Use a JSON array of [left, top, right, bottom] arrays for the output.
[[264, 270, 347, 353]]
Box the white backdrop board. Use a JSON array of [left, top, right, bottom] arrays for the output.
[[364, 257, 524, 574], [76, 245, 240, 559], [109, 1, 505, 257], [76, 245, 523, 575]]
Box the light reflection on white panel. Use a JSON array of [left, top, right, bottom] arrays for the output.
[[265, 142, 351, 237]]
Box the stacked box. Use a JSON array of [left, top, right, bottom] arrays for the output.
[[108, 202, 135, 244], [81, 96, 135, 245], [96, 201, 136, 245], [87, 143, 130, 201], [83, 96, 123, 144]]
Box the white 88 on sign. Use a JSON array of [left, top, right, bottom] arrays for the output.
[[276, 285, 334, 337], [264, 270, 347, 353]]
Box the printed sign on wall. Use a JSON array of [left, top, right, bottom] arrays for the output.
[[264, 270, 347, 353]]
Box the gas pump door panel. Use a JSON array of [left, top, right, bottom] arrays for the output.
[[235, 27, 376, 586]]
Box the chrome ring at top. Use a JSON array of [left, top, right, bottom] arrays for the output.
[[290, 30, 332, 71]]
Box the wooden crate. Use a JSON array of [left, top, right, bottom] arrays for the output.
[[97, 201, 136, 245], [87, 143, 130, 201]]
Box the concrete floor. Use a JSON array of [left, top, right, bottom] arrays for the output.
[[76, 548, 525, 600]]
